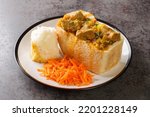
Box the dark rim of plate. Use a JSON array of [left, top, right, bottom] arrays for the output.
[[14, 16, 132, 90]]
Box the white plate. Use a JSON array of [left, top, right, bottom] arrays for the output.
[[15, 16, 132, 90]]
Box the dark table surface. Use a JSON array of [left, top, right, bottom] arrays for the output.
[[0, 0, 150, 100]]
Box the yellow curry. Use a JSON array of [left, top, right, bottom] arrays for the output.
[[58, 10, 120, 50]]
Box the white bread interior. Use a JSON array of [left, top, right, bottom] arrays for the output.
[[31, 27, 61, 63]]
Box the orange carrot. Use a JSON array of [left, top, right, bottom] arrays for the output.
[[37, 55, 93, 86]]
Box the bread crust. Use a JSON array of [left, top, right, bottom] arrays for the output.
[[31, 43, 46, 63], [56, 10, 124, 74], [56, 27, 123, 74]]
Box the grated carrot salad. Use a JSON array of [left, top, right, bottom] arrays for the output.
[[37, 56, 93, 86]]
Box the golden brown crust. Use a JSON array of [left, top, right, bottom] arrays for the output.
[[56, 10, 123, 74], [31, 43, 47, 63], [57, 27, 123, 74]]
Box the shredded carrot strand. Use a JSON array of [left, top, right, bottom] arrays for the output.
[[37, 56, 93, 86]]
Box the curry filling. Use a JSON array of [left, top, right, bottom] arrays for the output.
[[59, 11, 120, 50]]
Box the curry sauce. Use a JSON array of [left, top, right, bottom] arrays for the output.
[[58, 10, 120, 50]]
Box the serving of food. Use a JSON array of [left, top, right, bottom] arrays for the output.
[[56, 10, 123, 74], [15, 10, 131, 89]]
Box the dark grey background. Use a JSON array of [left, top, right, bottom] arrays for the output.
[[0, 0, 150, 99]]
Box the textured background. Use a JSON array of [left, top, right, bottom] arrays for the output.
[[0, 0, 150, 99]]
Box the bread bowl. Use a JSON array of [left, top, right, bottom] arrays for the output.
[[56, 10, 123, 74]]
